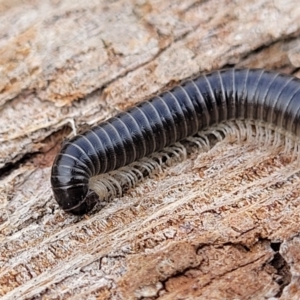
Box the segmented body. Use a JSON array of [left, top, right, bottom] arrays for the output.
[[51, 68, 300, 214]]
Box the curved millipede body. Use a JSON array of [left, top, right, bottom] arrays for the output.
[[51, 68, 300, 214]]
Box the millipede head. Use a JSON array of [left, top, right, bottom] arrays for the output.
[[66, 189, 99, 215], [52, 183, 98, 215]]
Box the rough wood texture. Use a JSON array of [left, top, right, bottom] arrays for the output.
[[1, 0, 300, 299]]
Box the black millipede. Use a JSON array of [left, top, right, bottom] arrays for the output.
[[51, 68, 300, 215]]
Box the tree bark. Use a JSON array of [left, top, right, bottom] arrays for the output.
[[1, 0, 300, 299]]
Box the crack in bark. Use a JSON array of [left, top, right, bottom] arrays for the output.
[[269, 242, 292, 297], [0, 125, 71, 179], [142, 242, 274, 299]]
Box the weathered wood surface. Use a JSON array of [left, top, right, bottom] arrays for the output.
[[1, 0, 300, 299]]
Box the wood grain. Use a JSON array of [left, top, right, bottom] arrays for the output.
[[1, 0, 300, 299]]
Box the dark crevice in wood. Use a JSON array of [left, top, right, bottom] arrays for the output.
[[222, 34, 300, 72], [270, 242, 281, 252], [0, 126, 72, 180], [0, 152, 38, 181], [292, 67, 300, 76], [269, 243, 291, 297]]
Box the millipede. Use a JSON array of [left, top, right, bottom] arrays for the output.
[[51, 68, 300, 215]]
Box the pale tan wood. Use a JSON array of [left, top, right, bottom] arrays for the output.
[[1, 0, 300, 299]]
